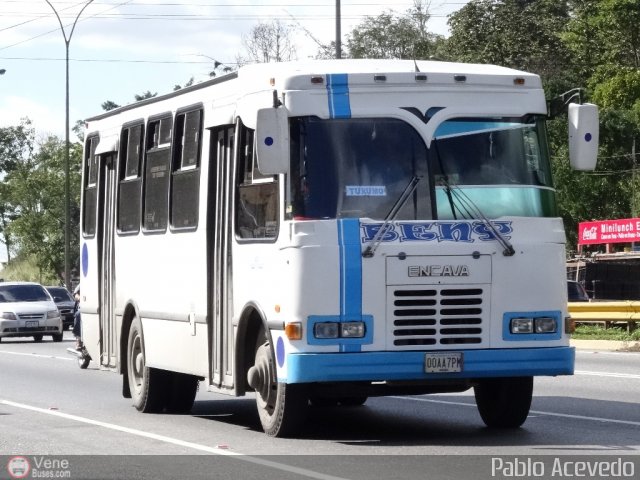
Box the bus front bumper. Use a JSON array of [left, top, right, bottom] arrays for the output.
[[284, 347, 574, 383]]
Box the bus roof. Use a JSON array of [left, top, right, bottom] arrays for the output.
[[85, 59, 541, 123]]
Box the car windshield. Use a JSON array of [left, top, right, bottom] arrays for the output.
[[0, 285, 50, 303], [46, 287, 73, 302]]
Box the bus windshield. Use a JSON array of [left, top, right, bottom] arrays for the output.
[[431, 115, 556, 219], [288, 117, 431, 220], [287, 115, 556, 221]]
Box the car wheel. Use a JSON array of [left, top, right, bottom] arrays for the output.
[[52, 333, 63, 342], [78, 355, 90, 369], [33, 334, 43, 342]]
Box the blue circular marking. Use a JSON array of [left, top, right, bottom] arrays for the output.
[[81, 243, 89, 277], [276, 336, 285, 368], [264, 136, 274, 146], [584, 133, 592, 142]]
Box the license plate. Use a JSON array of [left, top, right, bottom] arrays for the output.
[[424, 352, 463, 373], [25, 321, 39, 328]]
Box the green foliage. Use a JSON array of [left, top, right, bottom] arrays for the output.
[[573, 324, 640, 341], [346, 1, 444, 59], [0, 253, 60, 285], [446, 0, 575, 93], [0, 124, 81, 283]]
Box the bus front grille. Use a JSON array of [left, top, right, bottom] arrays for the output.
[[388, 286, 489, 348]]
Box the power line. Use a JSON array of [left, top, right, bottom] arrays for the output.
[[0, 55, 238, 64]]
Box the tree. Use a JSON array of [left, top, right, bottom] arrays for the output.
[[0, 120, 35, 262], [238, 20, 296, 65], [3, 134, 81, 281], [102, 91, 158, 112], [346, 1, 444, 59]]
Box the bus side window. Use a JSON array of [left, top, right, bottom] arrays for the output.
[[235, 124, 278, 240], [82, 135, 99, 237], [143, 115, 173, 232], [117, 123, 143, 234], [171, 108, 202, 230]]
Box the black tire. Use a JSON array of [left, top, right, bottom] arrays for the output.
[[33, 334, 43, 342], [164, 371, 199, 414], [252, 339, 308, 437], [126, 315, 167, 413], [78, 355, 90, 369], [52, 333, 63, 342], [474, 376, 533, 428], [338, 396, 368, 407]]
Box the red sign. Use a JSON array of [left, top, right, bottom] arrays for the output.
[[578, 218, 640, 245]]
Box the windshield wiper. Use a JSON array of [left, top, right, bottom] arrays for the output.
[[440, 176, 516, 256], [433, 138, 515, 257], [362, 176, 421, 258]]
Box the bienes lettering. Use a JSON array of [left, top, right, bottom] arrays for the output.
[[361, 221, 513, 243]]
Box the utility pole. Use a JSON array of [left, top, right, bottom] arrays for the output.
[[44, 0, 94, 289], [335, 0, 341, 59]]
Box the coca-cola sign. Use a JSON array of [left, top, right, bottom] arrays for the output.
[[578, 218, 640, 245]]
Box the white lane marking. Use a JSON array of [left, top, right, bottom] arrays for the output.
[[575, 370, 640, 380], [0, 399, 349, 480], [0, 350, 74, 361], [392, 397, 640, 427]]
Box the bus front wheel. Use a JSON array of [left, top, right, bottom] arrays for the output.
[[249, 339, 307, 437], [474, 376, 533, 428], [126, 315, 166, 413]]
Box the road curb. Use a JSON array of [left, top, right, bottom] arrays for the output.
[[571, 339, 640, 352]]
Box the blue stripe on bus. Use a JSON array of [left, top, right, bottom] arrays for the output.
[[284, 347, 575, 383], [338, 219, 362, 319], [326, 73, 351, 118], [306, 219, 368, 352]]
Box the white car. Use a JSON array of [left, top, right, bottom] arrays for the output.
[[0, 282, 63, 343]]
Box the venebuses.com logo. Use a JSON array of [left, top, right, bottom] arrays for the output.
[[6, 456, 71, 479], [6, 456, 30, 479]]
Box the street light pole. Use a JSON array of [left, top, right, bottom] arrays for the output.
[[44, 0, 94, 289]]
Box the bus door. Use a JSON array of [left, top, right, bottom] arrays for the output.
[[208, 126, 235, 389], [98, 152, 117, 368]]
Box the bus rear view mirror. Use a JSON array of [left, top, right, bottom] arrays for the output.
[[256, 107, 290, 175], [568, 103, 599, 171]]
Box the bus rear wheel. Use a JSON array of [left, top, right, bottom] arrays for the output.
[[474, 376, 533, 428], [249, 339, 307, 437], [126, 315, 166, 413]]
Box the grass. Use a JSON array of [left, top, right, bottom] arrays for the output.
[[573, 324, 640, 342]]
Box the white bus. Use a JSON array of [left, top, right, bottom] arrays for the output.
[[80, 60, 598, 437]]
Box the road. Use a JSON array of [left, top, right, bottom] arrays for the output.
[[0, 332, 639, 480]]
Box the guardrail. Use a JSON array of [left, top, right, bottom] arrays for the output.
[[568, 301, 640, 331]]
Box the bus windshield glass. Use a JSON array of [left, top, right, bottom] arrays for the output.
[[287, 115, 556, 221], [288, 117, 431, 220], [431, 116, 557, 219]]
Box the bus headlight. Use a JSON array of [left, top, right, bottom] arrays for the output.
[[534, 317, 557, 333], [510, 318, 533, 334], [314, 322, 339, 339], [341, 322, 365, 338], [313, 321, 366, 339]]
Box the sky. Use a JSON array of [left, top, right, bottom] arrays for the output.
[[0, 0, 469, 139]]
